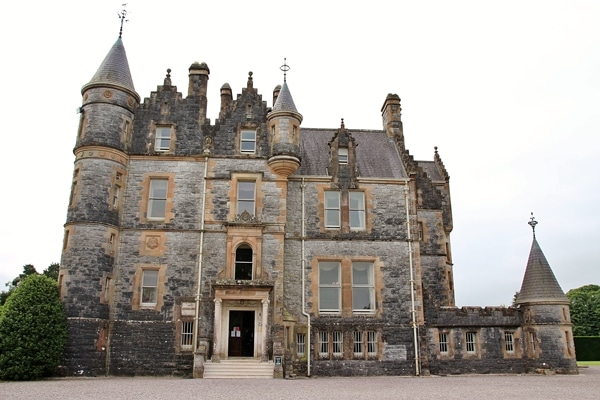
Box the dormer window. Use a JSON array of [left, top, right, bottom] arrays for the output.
[[241, 130, 256, 154], [338, 148, 348, 164]]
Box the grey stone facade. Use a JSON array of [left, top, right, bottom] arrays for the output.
[[58, 37, 577, 378]]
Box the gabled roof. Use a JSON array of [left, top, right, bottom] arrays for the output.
[[516, 238, 569, 305], [84, 38, 135, 93], [295, 128, 408, 179]]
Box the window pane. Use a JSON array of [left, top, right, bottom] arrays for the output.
[[142, 270, 158, 286], [338, 148, 348, 164], [155, 128, 171, 151], [237, 182, 255, 214], [325, 192, 340, 208], [148, 199, 166, 218], [319, 262, 340, 284], [349, 192, 365, 229], [352, 262, 372, 284], [142, 270, 158, 304], [352, 287, 373, 310], [319, 287, 340, 310], [241, 130, 256, 153]]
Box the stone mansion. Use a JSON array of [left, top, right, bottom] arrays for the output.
[[58, 34, 577, 378]]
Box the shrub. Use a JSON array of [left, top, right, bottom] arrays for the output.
[[574, 336, 600, 361], [0, 275, 67, 380]]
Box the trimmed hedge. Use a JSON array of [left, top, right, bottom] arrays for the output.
[[0, 275, 67, 380], [574, 336, 600, 361]]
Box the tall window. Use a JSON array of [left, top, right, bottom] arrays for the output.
[[237, 181, 255, 216], [112, 172, 122, 209], [466, 332, 476, 354], [332, 331, 343, 357], [235, 245, 253, 280], [367, 331, 377, 357], [349, 192, 365, 229], [181, 321, 194, 350], [319, 262, 341, 313], [528, 332, 537, 353], [338, 148, 348, 164], [148, 179, 168, 219], [318, 331, 329, 358], [353, 331, 364, 357], [155, 127, 171, 152], [324, 191, 341, 228], [240, 130, 256, 153], [504, 331, 514, 353], [141, 270, 159, 306], [69, 168, 79, 206], [352, 262, 374, 312], [297, 333, 306, 357], [439, 332, 449, 354]]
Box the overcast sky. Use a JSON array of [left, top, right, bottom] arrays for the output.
[[1, 1, 598, 306]]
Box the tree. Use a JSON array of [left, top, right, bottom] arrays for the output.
[[0, 274, 67, 380], [566, 284, 600, 336], [1, 263, 59, 306], [42, 263, 60, 281]]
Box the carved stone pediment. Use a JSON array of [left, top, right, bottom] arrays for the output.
[[229, 210, 262, 225]]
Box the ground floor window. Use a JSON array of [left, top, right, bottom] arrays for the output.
[[504, 331, 514, 353], [297, 333, 306, 357], [181, 321, 194, 350], [318, 329, 379, 360], [465, 332, 476, 354], [439, 332, 449, 354]]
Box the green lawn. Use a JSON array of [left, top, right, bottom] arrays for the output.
[[577, 361, 600, 366]]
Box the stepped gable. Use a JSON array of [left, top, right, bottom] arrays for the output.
[[517, 237, 569, 305]]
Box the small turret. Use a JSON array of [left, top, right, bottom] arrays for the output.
[[516, 214, 577, 374], [267, 60, 302, 177]]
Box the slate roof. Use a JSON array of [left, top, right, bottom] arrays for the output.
[[516, 238, 569, 304], [418, 161, 445, 181], [295, 128, 408, 179], [272, 81, 298, 113], [85, 38, 136, 93]]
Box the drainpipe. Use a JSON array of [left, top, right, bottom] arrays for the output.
[[193, 154, 209, 352], [404, 182, 420, 376], [300, 178, 311, 376]]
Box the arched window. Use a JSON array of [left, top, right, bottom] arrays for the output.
[[235, 244, 253, 280]]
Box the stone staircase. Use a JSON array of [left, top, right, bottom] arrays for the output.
[[203, 359, 274, 379]]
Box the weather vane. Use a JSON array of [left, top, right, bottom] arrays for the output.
[[280, 58, 290, 82], [528, 212, 538, 238], [118, 4, 128, 38]]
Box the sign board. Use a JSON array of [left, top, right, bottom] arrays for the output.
[[383, 345, 407, 361], [275, 356, 282, 365]]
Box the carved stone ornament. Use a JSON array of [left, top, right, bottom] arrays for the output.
[[146, 236, 160, 250], [233, 210, 260, 224]]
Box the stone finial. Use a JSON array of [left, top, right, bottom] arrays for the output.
[[164, 69, 172, 87], [247, 71, 254, 90]]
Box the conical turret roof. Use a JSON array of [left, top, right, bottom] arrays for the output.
[[516, 237, 569, 305], [272, 81, 298, 113], [84, 38, 135, 93]]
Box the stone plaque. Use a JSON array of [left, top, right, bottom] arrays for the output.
[[383, 344, 407, 361], [181, 302, 195, 316]]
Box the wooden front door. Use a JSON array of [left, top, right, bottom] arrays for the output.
[[228, 310, 255, 357]]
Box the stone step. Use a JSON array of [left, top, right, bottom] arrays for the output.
[[203, 359, 274, 379]]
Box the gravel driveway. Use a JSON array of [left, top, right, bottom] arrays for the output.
[[1, 367, 599, 400]]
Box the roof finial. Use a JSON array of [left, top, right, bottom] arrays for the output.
[[280, 58, 290, 83], [341, 118, 345, 129], [528, 212, 538, 238], [118, 4, 128, 39]]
